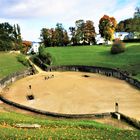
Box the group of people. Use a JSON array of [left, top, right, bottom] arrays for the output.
[[44, 75, 54, 80]]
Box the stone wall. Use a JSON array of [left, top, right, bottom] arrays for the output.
[[0, 68, 33, 91], [45, 65, 140, 89], [0, 95, 111, 118]]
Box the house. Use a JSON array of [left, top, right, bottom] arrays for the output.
[[114, 32, 134, 40], [95, 34, 105, 45], [27, 42, 40, 54], [95, 32, 135, 45]]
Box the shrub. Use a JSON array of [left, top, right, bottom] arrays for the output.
[[39, 46, 53, 65], [16, 54, 29, 67], [111, 38, 125, 54]]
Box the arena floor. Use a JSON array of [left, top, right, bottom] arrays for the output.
[[2, 72, 140, 120]]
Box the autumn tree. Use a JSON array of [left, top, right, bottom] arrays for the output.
[[69, 20, 96, 45], [99, 15, 117, 41], [22, 40, 32, 54], [84, 20, 96, 44], [63, 30, 69, 46], [40, 23, 69, 47]]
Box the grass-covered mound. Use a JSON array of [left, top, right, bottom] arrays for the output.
[[0, 112, 140, 140], [43, 43, 140, 80], [0, 53, 28, 79]]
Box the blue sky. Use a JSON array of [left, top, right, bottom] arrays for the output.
[[0, 0, 139, 41]]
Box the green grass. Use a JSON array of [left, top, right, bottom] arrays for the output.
[[0, 112, 140, 140], [45, 43, 140, 80], [0, 53, 27, 79]]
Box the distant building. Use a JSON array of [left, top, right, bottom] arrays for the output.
[[114, 32, 134, 40], [95, 34, 105, 45], [95, 32, 135, 45], [27, 42, 40, 54]]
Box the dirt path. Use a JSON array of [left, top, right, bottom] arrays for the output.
[[2, 71, 140, 120], [26, 56, 45, 73]]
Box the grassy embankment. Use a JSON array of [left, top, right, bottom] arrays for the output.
[[0, 112, 140, 140], [0, 53, 27, 79], [45, 43, 140, 80], [0, 46, 140, 139]]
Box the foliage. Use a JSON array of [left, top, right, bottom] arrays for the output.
[[40, 23, 69, 47], [16, 54, 29, 67], [39, 46, 52, 65], [99, 15, 117, 41], [69, 20, 96, 45], [111, 39, 125, 54], [0, 112, 140, 139], [84, 20, 96, 44], [75, 19, 85, 44], [118, 8, 140, 40], [0, 22, 22, 51], [45, 43, 140, 80], [69, 27, 76, 45], [21, 41, 32, 54], [134, 7, 140, 18], [0, 53, 27, 78], [116, 18, 140, 34]]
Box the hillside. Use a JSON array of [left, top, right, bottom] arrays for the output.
[[0, 111, 140, 140], [45, 43, 140, 80], [0, 53, 27, 79]]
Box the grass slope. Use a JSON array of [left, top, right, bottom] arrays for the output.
[[0, 112, 140, 140], [0, 53, 27, 79], [46, 43, 140, 80]]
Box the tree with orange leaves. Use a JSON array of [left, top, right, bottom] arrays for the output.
[[22, 41, 32, 54], [99, 15, 117, 41]]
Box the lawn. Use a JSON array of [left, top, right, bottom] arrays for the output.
[[45, 43, 140, 80], [0, 112, 140, 140], [0, 53, 27, 79]]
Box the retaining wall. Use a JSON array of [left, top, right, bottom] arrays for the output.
[[0, 95, 111, 118], [0, 68, 34, 91], [112, 112, 140, 129], [44, 65, 140, 89]]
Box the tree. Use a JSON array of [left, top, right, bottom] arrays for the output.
[[13, 24, 22, 50], [69, 27, 76, 45], [99, 15, 117, 41], [63, 30, 69, 46], [84, 20, 96, 44], [0, 22, 14, 51], [0, 22, 22, 51], [117, 7, 140, 34], [75, 19, 85, 44], [40, 28, 52, 47], [22, 40, 32, 54], [54, 23, 64, 46], [116, 18, 140, 33], [40, 23, 69, 47], [134, 7, 140, 18]]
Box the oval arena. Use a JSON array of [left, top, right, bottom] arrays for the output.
[[2, 71, 140, 120]]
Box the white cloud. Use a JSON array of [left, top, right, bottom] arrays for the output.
[[0, 0, 139, 41]]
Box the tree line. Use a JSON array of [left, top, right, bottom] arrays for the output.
[[40, 15, 117, 47], [0, 7, 140, 51], [40, 7, 140, 47], [117, 7, 140, 37]]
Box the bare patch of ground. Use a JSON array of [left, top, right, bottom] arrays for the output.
[[2, 72, 140, 120]]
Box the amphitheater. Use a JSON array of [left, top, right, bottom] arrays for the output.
[[2, 69, 140, 120]]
